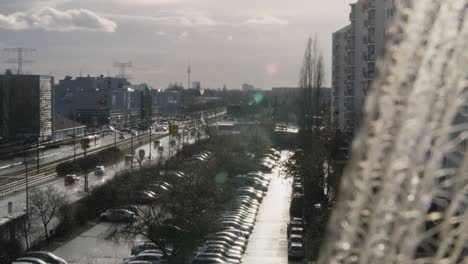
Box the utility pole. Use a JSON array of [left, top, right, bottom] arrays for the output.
[[149, 125, 152, 165], [23, 151, 29, 218], [3, 47, 37, 75], [36, 138, 40, 174], [73, 114, 76, 161], [114, 125, 117, 149]]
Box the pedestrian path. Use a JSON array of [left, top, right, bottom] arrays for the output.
[[243, 151, 301, 264]]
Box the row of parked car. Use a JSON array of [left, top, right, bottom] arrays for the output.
[[12, 251, 67, 264], [99, 171, 189, 223], [192, 170, 274, 264], [288, 167, 306, 259]]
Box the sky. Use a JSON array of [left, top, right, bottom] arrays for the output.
[[0, 0, 354, 89]]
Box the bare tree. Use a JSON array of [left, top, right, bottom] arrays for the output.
[[29, 186, 66, 243], [298, 35, 325, 131]]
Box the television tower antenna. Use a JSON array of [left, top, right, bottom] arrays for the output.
[[113, 61, 132, 79], [3, 48, 37, 75], [187, 60, 191, 89]]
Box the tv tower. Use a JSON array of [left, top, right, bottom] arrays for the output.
[[187, 62, 191, 89]]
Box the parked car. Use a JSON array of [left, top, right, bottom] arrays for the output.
[[100, 209, 136, 222], [288, 242, 305, 259], [133, 190, 157, 203], [123, 253, 167, 264], [131, 242, 159, 255], [24, 252, 67, 264], [288, 234, 304, 245], [64, 174, 79, 185], [199, 244, 242, 260], [13, 258, 47, 264], [194, 253, 239, 264], [95, 165, 105, 176]]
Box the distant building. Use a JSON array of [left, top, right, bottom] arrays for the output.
[[53, 114, 86, 141], [0, 74, 53, 143], [192, 81, 201, 90], [271, 87, 331, 124], [242, 83, 255, 92], [54, 76, 152, 128], [151, 89, 183, 116]]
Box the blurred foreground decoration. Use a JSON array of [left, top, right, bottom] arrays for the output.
[[319, 1, 467, 263]]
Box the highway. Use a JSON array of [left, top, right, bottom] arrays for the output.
[[0, 128, 201, 219]]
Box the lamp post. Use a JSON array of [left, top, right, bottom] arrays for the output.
[[23, 151, 29, 218], [36, 138, 40, 174], [73, 113, 76, 161], [114, 123, 117, 149]]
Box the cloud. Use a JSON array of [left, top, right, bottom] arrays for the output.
[[107, 13, 216, 27], [178, 31, 188, 39], [155, 30, 166, 36], [227, 35, 233, 41], [0, 7, 117, 32], [244, 15, 288, 25]]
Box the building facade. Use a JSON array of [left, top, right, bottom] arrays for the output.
[[151, 90, 183, 116], [332, 25, 351, 131], [0, 74, 53, 143], [332, 0, 395, 133], [54, 76, 152, 128]]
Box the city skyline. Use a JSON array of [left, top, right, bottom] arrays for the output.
[[0, 0, 355, 89]]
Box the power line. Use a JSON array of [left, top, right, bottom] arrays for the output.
[[3, 48, 37, 75], [113, 61, 132, 79]]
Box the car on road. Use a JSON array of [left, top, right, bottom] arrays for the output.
[[64, 174, 79, 185], [131, 130, 138, 136], [100, 209, 136, 222], [95, 165, 105, 176], [13, 258, 48, 264], [24, 251, 67, 264]]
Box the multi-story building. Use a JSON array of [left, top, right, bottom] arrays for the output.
[[151, 89, 183, 116], [0, 74, 53, 143], [54, 75, 153, 128], [332, 25, 351, 131], [332, 0, 395, 133]]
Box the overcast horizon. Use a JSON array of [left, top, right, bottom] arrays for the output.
[[0, 0, 355, 90]]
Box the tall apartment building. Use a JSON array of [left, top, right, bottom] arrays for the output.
[[332, 25, 351, 131], [0, 74, 53, 143], [332, 0, 395, 133]]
